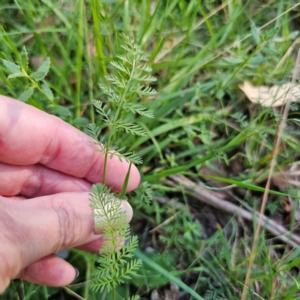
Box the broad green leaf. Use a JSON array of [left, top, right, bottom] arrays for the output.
[[20, 46, 29, 70], [53, 105, 72, 117], [18, 87, 34, 102], [250, 20, 260, 45], [1, 59, 21, 73], [73, 117, 89, 125], [8, 72, 26, 80], [249, 56, 268, 64], [30, 57, 50, 81], [41, 82, 54, 101]]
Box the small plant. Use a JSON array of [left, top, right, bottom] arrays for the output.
[[1, 47, 71, 117], [1, 47, 52, 102], [87, 34, 156, 298]]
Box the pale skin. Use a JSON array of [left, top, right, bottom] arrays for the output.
[[0, 96, 140, 293]]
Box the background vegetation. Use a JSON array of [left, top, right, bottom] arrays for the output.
[[1, 0, 300, 299]]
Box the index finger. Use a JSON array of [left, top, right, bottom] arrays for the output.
[[0, 96, 140, 192]]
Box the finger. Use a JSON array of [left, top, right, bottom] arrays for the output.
[[76, 237, 105, 253], [18, 255, 77, 287], [0, 192, 133, 281], [0, 162, 91, 197], [0, 96, 140, 192]]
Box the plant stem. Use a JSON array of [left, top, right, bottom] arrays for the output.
[[74, 0, 84, 118], [27, 77, 55, 105], [102, 55, 136, 185], [120, 162, 132, 198], [111, 288, 116, 300], [90, 0, 107, 76]]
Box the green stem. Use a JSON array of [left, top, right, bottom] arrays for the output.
[[90, 0, 107, 76], [84, 3, 95, 123], [222, 43, 264, 88], [113, 58, 136, 124], [111, 288, 116, 300], [102, 133, 112, 185], [75, 0, 84, 118], [27, 76, 55, 105], [120, 162, 132, 198], [102, 56, 136, 185]]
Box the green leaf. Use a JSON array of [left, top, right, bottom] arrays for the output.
[[126, 296, 140, 300], [73, 117, 89, 126], [105, 147, 143, 165], [135, 250, 205, 300], [248, 56, 268, 64], [20, 46, 29, 70], [93, 101, 111, 122], [262, 27, 279, 41], [7, 72, 26, 80], [52, 105, 72, 117], [114, 120, 146, 136], [250, 20, 260, 45], [123, 103, 154, 118], [41, 82, 54, 101], [18, 87, 34, 102], [1, 59, 21, 73], [222, 57, 243, 64], [120, 162, 132, 198], [86, 123, 102, 140], [30, 57, 50, 81], [110, 61, 130, 75], [102, 0, 118, 3]]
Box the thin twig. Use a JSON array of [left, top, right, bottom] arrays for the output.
[[272, 38, 300, 74], [63, 286, 86, 300], [150, 213, 178, 233], [241, 48, 300, 300], [168, 175, 300, 248]]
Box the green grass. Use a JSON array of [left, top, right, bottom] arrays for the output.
[[1, 0, 300, 299]]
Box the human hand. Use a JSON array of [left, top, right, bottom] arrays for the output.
[[0, 96, 141, 293]]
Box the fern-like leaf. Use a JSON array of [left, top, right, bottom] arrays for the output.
[[110, 61, 130, 75], [116, 54, 133, 65], [123, 103, 154, 118], [114, 120, 146, 136], [99, 83, 121, 102], [91, 259, 142, 292], [86, 123, 102, 140], [107, 149, 143, 165], [105, 73, 126, 89], [88, 35, 156, 297], [135, 74, 157, 82], [136, 64, 152, 73], [135, 181, 153, 205], [93, 100, 112, 123]]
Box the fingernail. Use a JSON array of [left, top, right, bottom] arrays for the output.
[[138, 172, 143, 188], [74, 268, 80, 280]]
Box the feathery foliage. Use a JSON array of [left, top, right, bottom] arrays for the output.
[[90, 184, 141, 293], [88, 34, 156, 298], [86, 35, 156, 167]]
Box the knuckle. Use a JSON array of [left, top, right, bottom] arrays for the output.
[[0, 198, 22, 287], [50, 197, 81, 249]]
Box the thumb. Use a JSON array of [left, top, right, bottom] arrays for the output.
[[0, 192, 132, 292]]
